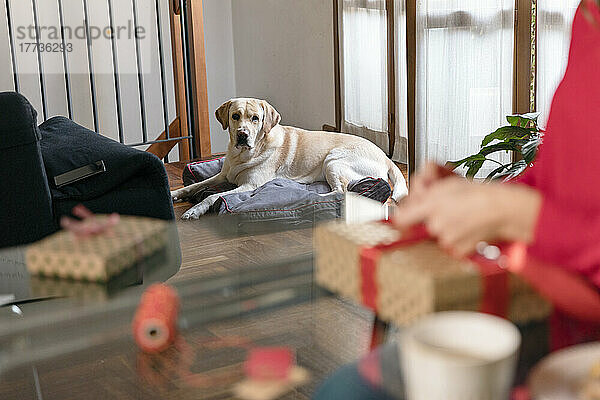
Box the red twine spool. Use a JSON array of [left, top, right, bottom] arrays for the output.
[[132, 283, 180, 353]]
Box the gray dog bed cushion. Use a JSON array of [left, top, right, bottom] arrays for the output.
[[182, 157, 391, 224]]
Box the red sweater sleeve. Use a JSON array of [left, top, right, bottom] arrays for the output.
[[518, 4, 600, 287], [529, 194, 600, 287]]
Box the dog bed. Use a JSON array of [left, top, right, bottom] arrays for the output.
[[181, 157, 391, 227]]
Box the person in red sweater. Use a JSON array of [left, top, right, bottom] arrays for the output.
[[314, 1, 600, 399], [394, 0, 600, 350], [396, 0, 600, 279]]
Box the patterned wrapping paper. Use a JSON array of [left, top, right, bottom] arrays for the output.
[[25, 216, 168, 283], [29, 277, 110, 301], [314, 221, 551, 326]]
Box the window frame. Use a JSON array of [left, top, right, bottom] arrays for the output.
[[333, 0, 539, 177]]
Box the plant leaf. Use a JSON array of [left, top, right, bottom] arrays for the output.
[[519, 112, 541, 122], [446, 154, 485, 170], [508, 138, 529, 147], [480, 142, 520, 156], [467, 160, 485, 179], [506, 116, 521, 127], [522, 137, 542, 164], [464, 154, 487, 168], [481, 126, 532, 147], [484, 164, 509, 182], [466, 159, 485, 179], [499, 160, 528, 182], [506, 113, 540, 127]]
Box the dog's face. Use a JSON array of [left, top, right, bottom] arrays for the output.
[[215, 98, 281, 151]]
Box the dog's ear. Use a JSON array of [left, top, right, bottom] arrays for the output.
[[215, 101, 232, 130], [261, 100, 281, 135]]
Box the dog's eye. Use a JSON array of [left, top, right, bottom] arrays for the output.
[[232, 114, 240, 121], [252, 116, 259, 123]]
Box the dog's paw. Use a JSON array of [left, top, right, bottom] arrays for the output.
[[181, 202, 210, 220], [171, 188, 187, 203]]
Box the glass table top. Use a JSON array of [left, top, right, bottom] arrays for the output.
[[0, 222, 182, 307], [0, 213, 376, 400]]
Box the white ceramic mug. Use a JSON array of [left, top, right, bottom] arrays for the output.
[[400, 311, 521, 400]]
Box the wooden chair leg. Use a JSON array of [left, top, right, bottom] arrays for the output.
[[370, 316, 390, 351]]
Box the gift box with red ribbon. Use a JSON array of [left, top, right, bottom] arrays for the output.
[[315, 221, 551, 326], [26, 216, 168, 283]]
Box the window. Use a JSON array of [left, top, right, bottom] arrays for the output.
[[338, 0, 584, 176], [339, 0, 390, 153], [537, 0, 580, 126], [338, 0, 409, 163], [416, 0, 514, 175]]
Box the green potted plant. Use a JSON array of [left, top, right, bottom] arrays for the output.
[[447, 113, 544, 181]]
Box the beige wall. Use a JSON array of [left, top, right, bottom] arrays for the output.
[[203, 0, 237, 154], [231, 0, 336, 131], [1, 0, 336, 157]]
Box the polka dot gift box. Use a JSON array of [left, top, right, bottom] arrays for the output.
[[314, 221, 550, 326], [26, 216, 168, 283]]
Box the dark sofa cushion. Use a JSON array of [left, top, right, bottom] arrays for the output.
[[0, 92, 56, 247], [213, 178, 342, 215], [213, 181, 344, 234], [38, 117, 174, 220], [0, 92, 42, 147], [39, 117, 166, 200], [54, 177, 175, 221], [183, 156, 237, 205], [182, 156, 226, 186]]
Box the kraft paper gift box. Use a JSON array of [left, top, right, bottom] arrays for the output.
[[315, 221, 551, 326], [26, 216, 168, 283]]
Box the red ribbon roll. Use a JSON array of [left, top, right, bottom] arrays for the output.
[[132, 284, 180, 354]]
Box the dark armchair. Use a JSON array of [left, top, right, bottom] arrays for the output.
[[0, 92, 174, 248]]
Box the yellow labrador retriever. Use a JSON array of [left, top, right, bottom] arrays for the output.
[[172, 98, 408, 219]]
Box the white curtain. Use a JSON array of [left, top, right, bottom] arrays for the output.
[[340, 0, 390, 154], [394, 0, 409, 163], [415, 0, 514, 177], [537, 0, 580, 128]]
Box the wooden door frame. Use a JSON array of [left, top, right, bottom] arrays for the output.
[[186, 0, 212, 158], [406, 0, 416, 177], [386, 0, 397, 159], [514, 0, 536, 115], [332, 0, 343, 131], [148, 0, 211, 161]]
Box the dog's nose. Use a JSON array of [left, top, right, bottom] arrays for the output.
[[237, 131, 249, 141]]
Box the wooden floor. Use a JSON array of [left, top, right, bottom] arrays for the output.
[[164, 161, 315, 283], [164, 160, 407, 282], [155, 161, 389, 399], [0, 161, 406, 400]]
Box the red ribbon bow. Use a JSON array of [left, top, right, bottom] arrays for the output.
[[60, 205, 120, 239], [359, 223, 510, 318]]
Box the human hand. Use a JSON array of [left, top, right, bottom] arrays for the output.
[[407, 162, 455, 203], [393, 176, 541, 258]]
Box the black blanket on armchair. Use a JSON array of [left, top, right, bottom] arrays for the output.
[[0, 92, 55, 247], [0, 91, 174, 249], [39, 117, 174, 222]]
